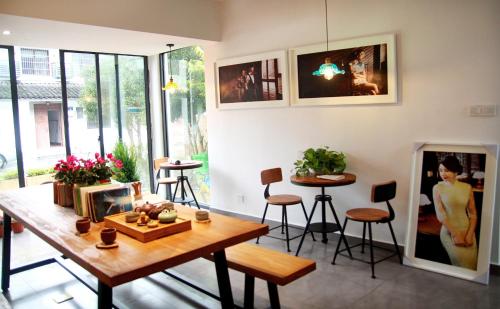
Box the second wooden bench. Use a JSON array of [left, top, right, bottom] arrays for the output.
[[207, 242, 316, 308]]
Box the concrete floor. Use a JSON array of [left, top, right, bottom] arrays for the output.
[[0, 217, 499, 309]]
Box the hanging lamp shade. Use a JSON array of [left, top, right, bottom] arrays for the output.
[[312, 0, 345, 80], [162, 77, 178, 92], [163, 43, 178, 92]]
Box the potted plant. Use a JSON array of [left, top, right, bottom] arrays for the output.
[[112, 140, 140, 183], [294, 146, 346, 176]]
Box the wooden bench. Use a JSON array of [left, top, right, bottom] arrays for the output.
[[207, 242, 316, 309]]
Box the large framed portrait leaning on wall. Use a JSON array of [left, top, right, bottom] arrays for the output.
[[405, 142, 498, 284]]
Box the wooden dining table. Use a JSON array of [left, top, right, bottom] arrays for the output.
[[0, 184, 268, 309]]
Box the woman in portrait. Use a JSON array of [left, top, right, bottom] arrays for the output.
[[432, 155, 478, 270], [349, 50, 379, 95], [236, 68, 248, 101]]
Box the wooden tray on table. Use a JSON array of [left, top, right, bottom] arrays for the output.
[[104, 213, 191, 242]]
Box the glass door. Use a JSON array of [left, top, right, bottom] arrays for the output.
[[0, 46, 23, 192], [163, 47, 210, 204]]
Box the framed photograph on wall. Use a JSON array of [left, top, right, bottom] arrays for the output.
[[289, 33, 397, 106], [405, 142, 499, 284], [215, 50, 288, 110]]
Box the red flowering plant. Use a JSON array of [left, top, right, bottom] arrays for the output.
[[54, 153, 123, 185], [54, 155, 82, 185], [92, 153, 123, 182]]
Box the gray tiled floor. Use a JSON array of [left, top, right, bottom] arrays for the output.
[[1, 217, 499, 309]]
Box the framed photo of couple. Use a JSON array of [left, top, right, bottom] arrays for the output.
[[405, 142, 499, 284], [215, 50, 289, 110]]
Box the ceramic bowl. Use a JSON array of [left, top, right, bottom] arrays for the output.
[[100, 228, 117, 245], [76, 218, 91, 234]]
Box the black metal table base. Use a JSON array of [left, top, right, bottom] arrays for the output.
[[172, 173, 200, 209], [295, 189, 353, 257]]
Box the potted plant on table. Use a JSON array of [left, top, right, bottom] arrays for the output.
[[112, 140, 141, 197], [294, 146, 347, 176]]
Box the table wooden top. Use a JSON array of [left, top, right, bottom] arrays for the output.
[[290, 173, 356, 187], [159, 160, 202, 171], [0, 185, 267, 287]]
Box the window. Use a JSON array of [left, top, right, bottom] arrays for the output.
[[20, 48, 50, 76]]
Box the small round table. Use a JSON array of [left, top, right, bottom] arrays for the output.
[[160, 160, 203, 209], [291, 173, 356, 256]]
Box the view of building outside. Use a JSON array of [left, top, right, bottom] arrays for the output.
[[0, 48, 20, 192], [163, 46, 210, 203], [0, 47, 152, 192]]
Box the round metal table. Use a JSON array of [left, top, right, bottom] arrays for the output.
[[291, 173, 356, 256], [160, 160, 203, 209]]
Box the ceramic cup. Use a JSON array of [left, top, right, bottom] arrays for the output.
[[100, 228, 117, 245], [75, 218, 91, 234]]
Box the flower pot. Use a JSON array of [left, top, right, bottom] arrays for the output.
[[12, 221, 24, 234], [99, 179, 111, 184], [57, 183, 74, 207], [53, 181, 60, 204]]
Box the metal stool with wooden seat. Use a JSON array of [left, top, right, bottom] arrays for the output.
[[332, 180, 402, 278], [256, 168, 315, 252], [154, 157, 177, 199]]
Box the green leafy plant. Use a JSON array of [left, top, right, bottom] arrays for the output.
[[27, 167, 54, 177], [294, 146, 346, 176], [0, 169, 18, 180], [112, 140, 140, 183]]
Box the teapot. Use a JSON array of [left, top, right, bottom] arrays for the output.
[[158, 209, 177, 223]]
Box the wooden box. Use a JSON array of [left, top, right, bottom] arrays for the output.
[[104, 213, 191, 242]]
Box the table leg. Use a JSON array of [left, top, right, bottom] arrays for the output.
[[97, 280, 112, 309], [213, 250, 234, 308], [1, 214, 11, 291], [185, 177, 201, 209], [295, 200, 318, 256], [327, 199, 352, 258], [180, 170, 186, 202], [321, 196, 327, 243]]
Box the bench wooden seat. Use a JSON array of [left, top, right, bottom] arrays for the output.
[[207, 242, 316, 308]]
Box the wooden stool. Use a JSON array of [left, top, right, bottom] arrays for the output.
[[256, 168, 315, 252], [153, 157, 177, 199], [332, 180, 403, 278]]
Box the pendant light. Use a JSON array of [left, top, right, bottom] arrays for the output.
[[162, 43, 178, 92], [312, 0, 345, 80]]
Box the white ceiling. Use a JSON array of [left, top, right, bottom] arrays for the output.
[[0, 14, 216, 56]]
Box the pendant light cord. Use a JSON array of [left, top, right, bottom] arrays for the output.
[[168, 46, 173, 79], [325, 0, 329, 52]]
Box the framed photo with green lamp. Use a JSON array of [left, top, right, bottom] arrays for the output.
[[289, 33, 397, 106]]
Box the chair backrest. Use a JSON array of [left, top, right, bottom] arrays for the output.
[[261, 168, 283, 185], [371, 180, 397, 221], [371, 180, 396, 203], [153, 157, 169, 173]]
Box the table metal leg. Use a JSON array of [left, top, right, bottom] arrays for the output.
[[321, 198, 327, 243], [2, 214, 11, 291], [295, 200, 318, 256], [213, 250, 234, 309], [172, 179, 180, 202], [180, 170, 186, 201], [327, 199, 352, 258], [97, 280, 112, 309], [185, 177, 201, 209], [244, 274, 255, 309]]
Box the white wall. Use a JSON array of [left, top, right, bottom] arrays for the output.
[[204, 0, 500, 263], [0, 0, 221, 41]]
